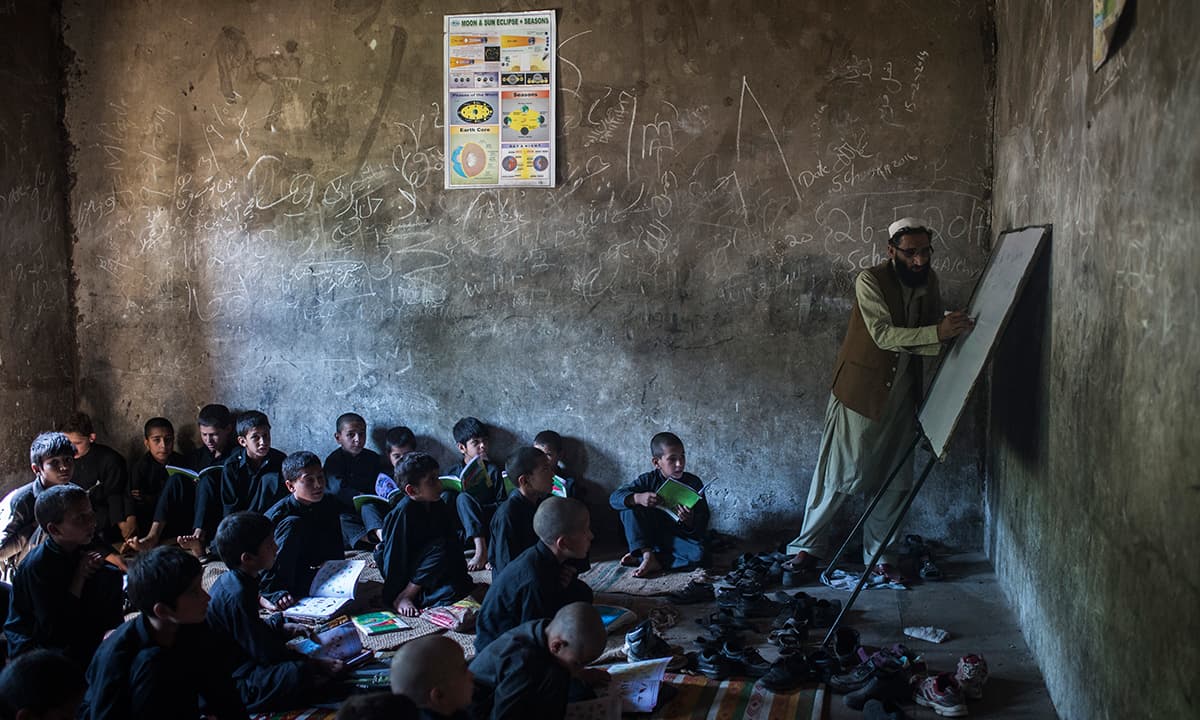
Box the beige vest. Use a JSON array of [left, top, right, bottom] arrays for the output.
[[830, 261, 941, 421]]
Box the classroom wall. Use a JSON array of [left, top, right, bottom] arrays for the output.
[[989, 2, 1199, 717], [0, 0, 75, 492], [60, 0, 995, 543]]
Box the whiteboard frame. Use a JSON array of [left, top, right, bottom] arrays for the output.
[[918, 225, 1050, 459]]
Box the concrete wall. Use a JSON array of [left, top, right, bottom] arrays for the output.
[[990, 2, 1199, 717], [60, 0, 994, 546], [0, 0, 75, 492]]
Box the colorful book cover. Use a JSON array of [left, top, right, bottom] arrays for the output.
[[351, 611, 411, 636], [552, 474, 568, 498]]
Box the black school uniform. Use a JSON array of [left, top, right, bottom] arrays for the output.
[[487, 490, 539, 574], [206, 567, 315, 712], [469, 618, 571, 720], [80, 614, 248, 720], [128, 452, 186, 533], [219, 447, 288, 517], [324, 447, 386, 548], [473, 542, 593, 655], [0, 478, 48, 570], [72, 443, 130, 543], [152, 471, 200, 541], [374, 496, 472, 610], [608, 469, 710, 570], [261, 493, 346, 603], [3, 536, 125, 666]]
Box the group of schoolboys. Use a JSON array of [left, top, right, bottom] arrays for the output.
[[0, 404, 712, 719]]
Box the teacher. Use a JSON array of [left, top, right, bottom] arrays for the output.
[[785, 217, 974, 582]]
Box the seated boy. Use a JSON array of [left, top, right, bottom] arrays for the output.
[[609, 431, 710, 578], [469, 602, 608, 720], [61, 411, 133, 544], [474, 497, 594, 654], [80, 546, 248, 720], [260, 451, 347, 606], [0, 649, 88, 720], [208, 511, 343, 712], [390, 636, 474, 719], [4, 485, 125, 666], [217, 411, 288, 518], [323, 412, 385, 549], [0, 432, 77, 575], [532, 430, 582, 499], [487, 447, 553, 574], [374, 425, 416, 499], [190, 404, 236, 549], [127, 417, 186, 538], [443, 417, 506, 571], [375, 452, 473, 617]]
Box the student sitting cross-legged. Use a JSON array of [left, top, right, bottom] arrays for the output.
[[473, 497, 594, 655], [443, 417, 506, 572], [260, 451, 347, 608], [324, 412, 386, 550], [190, 403, 237, 549], [389, 635, 475, 720], [375, 452, 474, 617], [487, 447, 554, 574], [609, 431, 710, 578], [0, 432, 79, 574], [4, 484, 125, 667], [80, 546, 248, 720], [127, 417, 186, 540], [207, 511, 345, 713], [469, 602, 609, 720]]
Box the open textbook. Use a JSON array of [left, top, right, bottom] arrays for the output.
[[285, 616, 373, 667], [282, 559, 365, 621], [655, 477, 703, 522], [562, 657, 672, 718]]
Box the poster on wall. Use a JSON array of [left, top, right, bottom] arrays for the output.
[[1092, 0, 1128, 71], [445, 11, 556, 189]]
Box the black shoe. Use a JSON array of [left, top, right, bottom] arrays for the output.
[[720, 640, 772, 677], [668, 579, 715, 604], [758, 651, 813, 693], [863, 698, 909, 720], [697, 648, 741, 679], [833, 626, 861, 668], [624, 620, 673, 662], [843, 672, 912, 711]]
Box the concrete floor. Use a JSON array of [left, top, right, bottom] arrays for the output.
[[602, 551, 1058, 719]]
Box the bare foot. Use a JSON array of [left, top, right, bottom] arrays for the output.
[[395, 596, 419, 617], [632, 552, 663, 578], [467, 553, 488, 572], [619, 551, 642, 568], [177, 534, 204, 558]]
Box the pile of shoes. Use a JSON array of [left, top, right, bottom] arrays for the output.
[[623, 619, 688, 671]]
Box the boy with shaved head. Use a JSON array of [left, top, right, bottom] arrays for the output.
[[473, 497, 594, 654], [390, 636, 474, 719], [469, 602, 608, 720]]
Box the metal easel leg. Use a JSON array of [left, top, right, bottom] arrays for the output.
[[820, 453, 939, 648], [817, 432, 922, 587]]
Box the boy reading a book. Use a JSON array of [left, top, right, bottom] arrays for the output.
[[533, 430, 581, 499], [474, 497, 594, 654], [375, 452, 473, 617], [261, 451, 347, 606], [191, 404, 236, 549], [324, 412, 385, 549], [80, 546, 248, 720], [469, 602, 608, 720], [0, 432, 78, 574], [129, 464, 206, 556], [390, 636, 474, 719], [209, 511, 344, 712], [0, 649, 88, 720], [374, 426, 416, 498], [4, 485, 124, 666], [487, 447, 553, 573], [127, 417, 186, 538], [216, 411, 288, 518], [444, 417, 505, 572], [61, 411, 133, 544], [609, 431, 710, 578]]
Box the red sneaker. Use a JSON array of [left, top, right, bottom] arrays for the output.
[[913, 672, 968, 717]]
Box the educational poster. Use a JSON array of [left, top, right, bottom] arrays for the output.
[[1092, 0, 1128, 70], [445, 11, 556, 188]]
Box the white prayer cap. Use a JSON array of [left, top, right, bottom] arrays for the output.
[[887, 217, 930, 241]]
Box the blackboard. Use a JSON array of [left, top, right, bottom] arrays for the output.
[[919, 226, 1049, 458]]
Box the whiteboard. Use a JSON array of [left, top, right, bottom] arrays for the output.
[[919, 226, 1049, 458]]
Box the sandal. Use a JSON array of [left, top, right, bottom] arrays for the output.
[[668, 579, 715, 604]]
